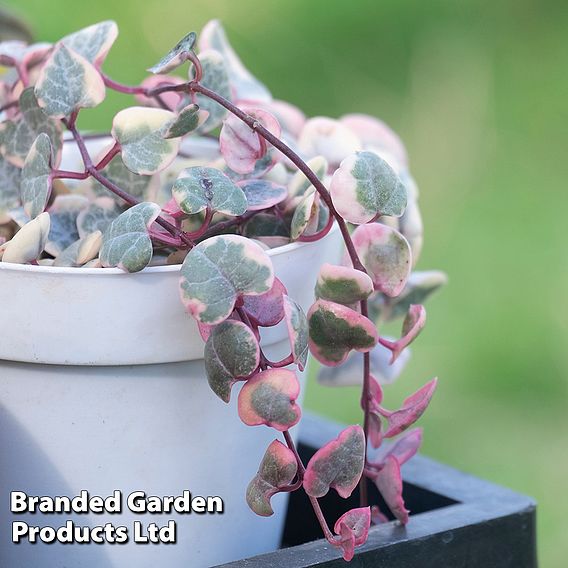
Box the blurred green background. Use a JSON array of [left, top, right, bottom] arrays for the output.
[[3, 0, 566, 565]]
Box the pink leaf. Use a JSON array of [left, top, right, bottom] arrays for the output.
[[370, 505, 389, 525], [333, 507, 371, 561], [364, 376, 384, 449], [303, 426, 365, 499], [135, 75, 185, 110], [380, 304, 426, 363], [372, 455, 409, 524], [381, 428, 423, 466], [383, 378, 437, 438], [220, 108, 281, 174], [242, 277, 286, 327], [238, 369, 301, 431]]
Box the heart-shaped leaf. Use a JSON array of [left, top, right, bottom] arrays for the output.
[[383, 378, 437, 438], [76, 197, 123, 238], [351, 223, 412, 297], [99, 201, 161, 272], [161, 104, 208, 139], [242, 277, 286, 327], [330, 150, 407, 224], [35, 43, 106, 118], [2, 211, 50, 264], [238, 368, 301, 431], [46, 194, 88, 256], [179, 234, 274, 325], [238, 179, 287, 211], [0, 155, 21, 223], [246, 440, 297, 517], [288, 156, 328, 198], [333, 507, 371, 562], [148, 31, 197, 74], [61, 21, 118, 66], [53, 230, 102, 267], [111, 107, 180, 175], [303, 425, 365, 499], [0, 88, 62, 167], [381, 304, 426, 362], [20, 133, 52, 219], [199, 20, 272, 103], [315, 263, 374, 306], [194, 49, 232, 133], [371, 455, 409, 524], [172, 166, 247, 216], [283, 295, 309, 371], [204, 320, 260, 402], [308, 299, 378, 366], [220, 108, 280, 174]]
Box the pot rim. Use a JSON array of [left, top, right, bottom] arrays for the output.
[[0, 223, 339, 277]]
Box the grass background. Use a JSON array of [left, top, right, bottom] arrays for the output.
[[3, 0, 566, 565]]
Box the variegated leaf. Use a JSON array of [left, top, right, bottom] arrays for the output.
[[111, 107, 180, 175], [204, 320, 260, 402], [283, 295, 309, 371], [76, 197, 123, 238], [238, 368, 301, 431], [161, 104, 207, 139], [148, 31, 197, 74], [333, 507, 371, 562], [61, 21, 118, 65], [179, 235, 274, 324], [288, 156, 328, 199], [238, 179, 287, 211], [0, 88, 62, 167], [20, 133, 52, 219], [372, 455, 409, 524], [330, 150, 407, 224], [53, 230, 102, 267], [172, 166, 247, 216], [290, 188, 319, 240], [242, 277, 286, 327], [246, 440, 297, 517], [382, 304, 426, 362], [371, 428, 423, 469], [35, 43, 106, 118], [351, 223, 412, 297], [308, 299, 378, 366], [199, 20, 271, 102], [2, 211, 50, 264], [99, 201, 161, 272], [244, 213, 289, 239], [303, 426, 365, 498], [315, 263, 374, 306], [46, 194, 88, 256], [0, 154, 22, 223]]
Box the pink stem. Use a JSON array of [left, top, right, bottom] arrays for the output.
[[102, 73, 146, 95], [94, 142, 121, 170]]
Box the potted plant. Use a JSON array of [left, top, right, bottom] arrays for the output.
[[0, 19, 457, 567]]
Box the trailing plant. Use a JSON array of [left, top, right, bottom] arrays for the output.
[[0, 20, 447, 560]]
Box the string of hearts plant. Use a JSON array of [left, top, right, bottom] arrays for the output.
[[0, 20, 447, 561]]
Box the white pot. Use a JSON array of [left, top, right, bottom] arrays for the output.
[[0, 226, 341, 568]]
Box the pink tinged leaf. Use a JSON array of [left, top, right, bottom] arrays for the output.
[[246, 440, 298, 517], [333, 507, 371, 562], [238, 369, 301, 431], [366, 376, 384, 449], [261, 99, 306, 137], [370, 505, 390, 525], [204, 320, 260, 403], [197, 321, 213, 342], [242, 277, 287, 327], [383, 378, 437, 438], [351, 223, 412, 297], [378, 428, 423, 467], [135, 75, 185, 110], [382, 304, 426, 363], [303, 425, 365, 499], [368, 413, 383, 450], [283, 295, 309, 371], [315, 263, 374, 306], [237, 179, 288, 211], [219, 108, 281, 174], [372, 455, 409, 524], [308, 299, 378, 366]]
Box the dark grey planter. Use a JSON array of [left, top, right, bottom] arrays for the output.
[[218, 413, 537, 567]]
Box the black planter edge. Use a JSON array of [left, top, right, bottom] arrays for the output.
[[217, 412, 537, 568]]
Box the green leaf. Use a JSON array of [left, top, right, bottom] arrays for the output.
[[0, 88, 62, 167], [238, 179, 287, 211], [111, 107, 180, 175], [179, 235, 274, 324], [161, 104, 207, 139], [194, 49, 231, 133], [2, 212, 50, 264], [204, 320, 260, 402], [238, 369, 301, 431], [172, 166, 247, 216], [308, 299, 378, 366], [283, 295, 309, 371], [315, 263, 374, 306], [330, 151, 407, 224], [45, 194, 88, 256], [53, 231, 102, 267], [351, 223, 412, 297], [35, 43, 106, 118], [20, 133, 52, 219], [99, 202, 161, 272], [76, 197, 123, 238], [290, 188, 319, 240], [61, 21, 118, 65], [148, 31, 197, 74], [0, 154, 22, 223]]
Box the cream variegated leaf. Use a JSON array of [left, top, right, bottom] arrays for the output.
[[2, 211, 50, 264], [61, 21, 118, 65], [148, 31, 197, 74], [20, 133, 52, 219]]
